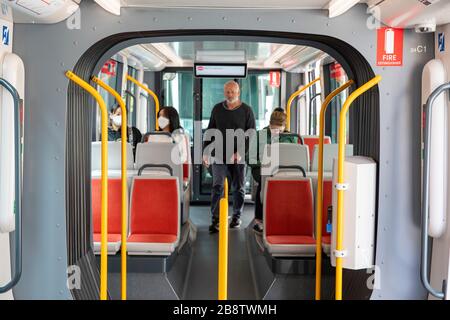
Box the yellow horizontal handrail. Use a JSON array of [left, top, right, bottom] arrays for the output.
[[335, 75, 381, 300], [126, 75, 160, 130], [218, 178, 229, 300], [315, 80, 354, 301], [92, 76, 128, 301], [65, 71, 109, 300], [286, 78, 321, 131]]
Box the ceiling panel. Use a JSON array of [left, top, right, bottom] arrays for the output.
[[118, 0, 450, 29], [121, 0, 331, 9], [368, 0, 450, 29], [166, 41, 285, 62], [120, 40, 330, 72]]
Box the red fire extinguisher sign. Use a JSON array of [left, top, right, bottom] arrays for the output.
[[269, 71, 280, 87], [377, 27, 403, 66]]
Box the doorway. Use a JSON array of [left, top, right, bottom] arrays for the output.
[[162, 70, 281, 201]]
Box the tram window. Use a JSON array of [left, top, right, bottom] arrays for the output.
[[126, 66, 138, 128], [202, 78, 229, 128], [201, 72, 281, 131], [97, 59, 120, 110], [324, 62, 349, 143], [240, 72, 281, 130], [307, 64, 322, 136], [95, 59, 121, 140], [162, 70, 194, 139]]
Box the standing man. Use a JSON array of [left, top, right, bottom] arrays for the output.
[[203, 80, 256, 233]]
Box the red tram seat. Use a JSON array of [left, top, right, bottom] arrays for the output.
[[182, 133, 191, 184], [263, 176, 315, 256], [135, 140, 190, 224], [127, 176, 180, 255], [92, 178, 125, 255], [183, 163, 189, 184], [260, 143, 310, 202]]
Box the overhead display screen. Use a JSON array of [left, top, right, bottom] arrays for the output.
[[194, 63, 247, 78]]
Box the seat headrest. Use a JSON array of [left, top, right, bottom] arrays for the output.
[[135, 142, 183, 183], [262, 143, 309, 175], [311, 144, 354, 171], [91, 141, 134, 171], [144, 132, 174, 143]]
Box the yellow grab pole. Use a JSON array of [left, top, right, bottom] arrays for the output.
[[224, 177, 228, 198], [65, 71, 109, 300], [286, 78, 321, 131], [315, 80, 354, 300], [126, 75, 160, 130], [92, 76, 128, 301], [335, 75, 381, 300], [218, 178, 229, 300]]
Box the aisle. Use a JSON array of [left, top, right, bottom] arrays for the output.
[[184, 205, 257, 300]]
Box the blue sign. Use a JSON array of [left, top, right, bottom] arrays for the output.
[[2, 25, 9, 46], [438, 32, 445, 52]]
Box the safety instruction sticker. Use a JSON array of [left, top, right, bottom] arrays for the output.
[[377, 27, 403, 66], [269, 71, 280, 87]]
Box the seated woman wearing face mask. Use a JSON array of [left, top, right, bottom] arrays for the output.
[[155, 106, 189, 165], [248, 110, 299, 234], [108, 105, 142, 157]]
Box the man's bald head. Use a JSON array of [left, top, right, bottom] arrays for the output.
[[224, 81, 240, 104], [224, 80, 240, 91]]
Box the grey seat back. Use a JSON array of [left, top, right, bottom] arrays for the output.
[[146, 132, 174, 143], [135, 142, 183, 190], [262, 143, 309, 175], [311, 144, 354, 172], [91, 141, 134, 171], [259, 143, 309, 201]]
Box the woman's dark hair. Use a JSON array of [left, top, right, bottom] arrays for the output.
[[111, 105, 121, 114], [273, 107, 285, 113], [158, 106, 182, 133]]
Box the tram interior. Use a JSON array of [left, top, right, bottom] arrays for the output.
[[89, 39, 362, 300], [1, 0, 450, 301]]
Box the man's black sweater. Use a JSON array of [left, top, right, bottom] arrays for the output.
[[203, 101, 256, 163]]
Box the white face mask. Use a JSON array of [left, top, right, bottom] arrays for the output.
[[158, 116, 170, 129], [111, 115, 122, 127]]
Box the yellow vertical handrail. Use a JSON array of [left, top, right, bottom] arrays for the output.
[[335, 75, 381, 300], [286, 78, 321, 131], [92, 76, 128, 301], [126, 75, 160, 130], [218, 178, 229, 300], [65, 71, 109, 300], [315, 80, 354, 300]]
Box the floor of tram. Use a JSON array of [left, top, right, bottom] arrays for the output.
[[185, 204, 257, 300]]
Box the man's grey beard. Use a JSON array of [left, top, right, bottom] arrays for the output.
[[226, 98, 239, 104]]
